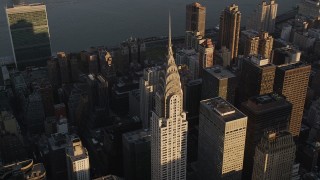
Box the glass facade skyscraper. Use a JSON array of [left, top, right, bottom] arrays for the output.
[[6, 4, 52, 69]]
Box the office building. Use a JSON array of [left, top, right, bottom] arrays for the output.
[[201, 65, 236, 104], [239, 56, 276, 104], [139, 66, 161, 129], [122, 129, 151, 180], [185, 31, 204, 51], [215, 46, 232, 67], [252, 131, 296, 180], [6, 4, 51, 69], [151, 17, 188, 180], [198, 38, 214, 76], [57, 52, 71, 84], [66, 138, 90, 180], [241, 93, 293, 179], [184, 79, 202, 124], [47, 58, 61, 88], [25, 92, 45, 134], [241, 30, 274, 59], [274, 62, 311, 136], [120, 37, 146, 65], [298, 0, 320, 19], [271, 46, 301, 65], [247, 0, 278, 33], [197, 97, 247, 180], [186, 2, 206, 36], [219, 4, 241, 64]]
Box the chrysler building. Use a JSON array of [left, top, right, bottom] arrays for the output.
[[151, 15, 188, 180]]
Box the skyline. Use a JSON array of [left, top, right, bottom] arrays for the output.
[[0, 0, 299, 57], [0, 0, 320, 179]]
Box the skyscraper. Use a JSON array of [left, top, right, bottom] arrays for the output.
[[198, 38, 215, 76], [238, 56, 276, 104], [186, 2, 206, 36], [197, 97, 247, 180], [140, 66, 161, 129], [274, 62, 311, 136], [219, 4, 241, 64], [247, 0, 278, 33], [66, 137, 90, 180], [151, 16, 188, 180], [252, 131, 296, 180], [6, 4, 52, 69], [241, 30, 274, 59], [201, 65, 237, 104], [240, 93, 292, 179]]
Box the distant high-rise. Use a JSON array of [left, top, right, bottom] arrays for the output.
[[247, 0, 278, 33], [271, 46, 301, 65], [201, 65, 237, 104], [66, 138, 90, 180], [274, 62, 311, 136], [186, 2, 206, 36], [151, 16, 188, 180], [6, 4, 52, 69], [252, 131, 296, 180], [241, 93, 292, 179], [241, 30, 274, 59], [219, 4, 241, 64], [198, 38, 215, 76], [140, 66, 161, 129], [238, 56, 276, 104], [197, 97, 247, 180]]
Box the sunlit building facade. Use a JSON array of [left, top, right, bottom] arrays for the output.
[[6, 4, 51, 69]]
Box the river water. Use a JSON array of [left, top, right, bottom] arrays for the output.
[[0, 0, 298, 57]]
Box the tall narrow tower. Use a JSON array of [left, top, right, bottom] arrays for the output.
[[151, 15, 188, 180], [219, 4, 241, 64], [186, 2, 206, 36]]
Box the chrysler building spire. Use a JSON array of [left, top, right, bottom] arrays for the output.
[[150, 14, 188, 180]]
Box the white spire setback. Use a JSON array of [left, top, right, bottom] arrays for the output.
[[150, 13, 188, 180]]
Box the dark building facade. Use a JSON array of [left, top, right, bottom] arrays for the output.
[[202, 65, 236, 104], [241, 93, 292, 180], [238, 56, 276, 105]]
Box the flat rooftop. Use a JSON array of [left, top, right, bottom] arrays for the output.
[[201, 97, 246, 122], [204, 65, 236, 80], [278, 61, 310, 71], [6, 4, 46, 14], [243, 93, 292, 112]]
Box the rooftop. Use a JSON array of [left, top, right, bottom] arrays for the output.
[[244, 93, 292, 112], [278, 61, 310, 71], [201, 97, 246, 122], [123, 129, 151, 144], [6, 3, 46, 14], [204, 65, 236, 80]]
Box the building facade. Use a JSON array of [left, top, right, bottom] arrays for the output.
[[240, 93, 292, 179], [247, 0, 278, 33], [140, 66, 161, 129], [201, 65, 237, 104], [186, 2, 206, 36], [66, 138, 90, 180], [252, 131, 296, 180], [197, 97, 247, 180], [6, 4, 52, 69], [151, 17, 188, 180], [274, 62, 311, 136], [219, 4, 241, 64], [239, 56, 276, 104]]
